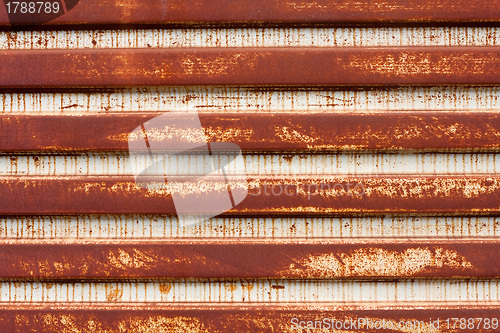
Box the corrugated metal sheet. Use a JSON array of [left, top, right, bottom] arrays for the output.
[[1, 16, 500, 333]]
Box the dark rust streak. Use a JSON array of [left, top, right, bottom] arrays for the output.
[[3, 0, 500, 26], [0, 47, 499, 87], [1, 175, 500, 215], [0, 239, 495, 279], [5, 305, 500, 332], [3, 112, 500, 152]]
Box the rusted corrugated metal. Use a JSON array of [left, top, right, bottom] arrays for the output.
[[1, 47, 500, 87], [0, 239, 496, 279], [3, 112, 500, 152], [0, 14, 499, 333], [2, 175, 500, 215], [4, 305, 500, 332], [2, 0, 500, 26]]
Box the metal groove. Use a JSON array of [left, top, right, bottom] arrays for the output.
[[1, 47, 500, 87], [3, 28, 500, 50], [5, 153, 500, 176], [0, 216, 499, 239], [2, 0, 500, 26], [2, 280, 500, 303], [1, 279, 499, 331], [2, 87, 499, 113]]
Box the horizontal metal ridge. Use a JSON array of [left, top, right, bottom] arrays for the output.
[[1, 47, 500, 87], [3, 112, 500, 152], [0, 239, 495, 279], [3, 305, 500, 332], [1, 175, 500, 215]]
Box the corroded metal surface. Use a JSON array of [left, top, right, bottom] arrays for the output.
[[0, 239, 495, 279], [0, 280, 498, 303], [2, 0, 500, 26], [2, 28, 500, 50], [3, 305, 500, 332], [0, 8, 499, 333], [1, 216, 499, 239], [3, 112, 500, 152], [1, 175, 500, 215], [1, 47, 500, 87]]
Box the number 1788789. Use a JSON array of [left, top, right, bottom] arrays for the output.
[[5, 1, 60, 14]]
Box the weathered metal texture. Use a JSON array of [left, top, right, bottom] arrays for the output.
[[1, 47, 500, 87], [3, 112, 500, 152], [0, 239, 495, 279], [0, 14, 499, 332], [1, 216, 499, 239], [2, 0, 500, 26], [2, 28, 500, 50], [1, 175, 500, 215], [2, 279, 498, 303], [3, 305, 500, 332]]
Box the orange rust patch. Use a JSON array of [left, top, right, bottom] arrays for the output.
[[348, 52, 494, 76], [181, 53, 251, 76], [225, 282, 238, 292], [362, 177, 500, 199], [282, 247, 473, 278], [159, 283, 173, 295], [107, 249, 157, 270], [275, 126, 316, 144], [105, 287, 123, 302], [125, 316, 209, 333]]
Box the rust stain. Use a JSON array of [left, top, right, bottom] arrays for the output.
[[275, 126, 316, 144], [107, 249, 157, 270], [129, 126, 207, 144], [17, 313, 209, 333], [10, 307, 499, 332], [115, 0, 138, 20], [225, 283, 238, 292], [0, 241, 493, 279], [241, 283, 255, 291], [125, 316, 209, 333], [105, 287, 123, 302], [2, 175, 500, 215], [361, 177, 500, 199], [159, 283, 173, 295], [283, 0, 453, 12], [271, 285, 285, 290], [348, 52, 494, 76], [181, 53, 252, 76], [282, 247, 473, 278]]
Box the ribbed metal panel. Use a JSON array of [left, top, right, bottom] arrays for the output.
[[0, 15, 499, 333]]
